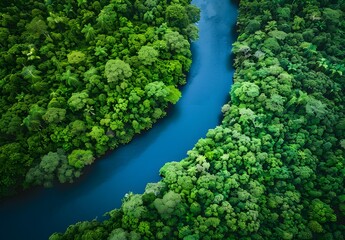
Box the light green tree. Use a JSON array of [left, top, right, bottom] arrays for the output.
[[153, 191, 181, 219], [68, 149, 94, 169], [67, 51, 86, 64], [81, 24, 96, 41], [138, 46, 158, 65], [105, 59, 132, 83], [42, 107, 66, 123], [68, 92, 89, 111]]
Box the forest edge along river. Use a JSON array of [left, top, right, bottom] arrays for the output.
[[0, 0, 238, 239]]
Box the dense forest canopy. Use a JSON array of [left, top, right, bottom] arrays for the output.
[[50, 0, 345, 239], [0, 0, 200, 197]]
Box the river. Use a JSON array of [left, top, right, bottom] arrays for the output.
[[0, 0, 237, 239]]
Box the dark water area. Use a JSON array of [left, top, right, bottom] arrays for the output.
[[0, 0, 238, 239]]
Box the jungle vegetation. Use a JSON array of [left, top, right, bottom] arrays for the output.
[[0, 0, 200, 197], [50, 0, 345, 239]]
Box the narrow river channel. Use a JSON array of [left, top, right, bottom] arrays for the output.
[[0, 0, 237, 239]]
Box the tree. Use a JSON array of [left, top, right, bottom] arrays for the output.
[[265, 94, 285, 114], [42, 107, 66, 123], [89, 126, 108, 144], [108, 228, 128, 240], [81, 24, 96, 41], [69, 120, 86, 135], [25, 150, 66, 188], [263, 37, 281, 53], [138, 46, 158, 65], [96, 4, 117, 32], [122, 194, 145, 219], [231, 82, 260, 104], [0, 112, 22, 135], [322, 8, 342, 25], [239, 108, 256, 125], [165, 85, 181, 104], [153, 191, 181, 219], [22, 65, 41, 82], [145, 81, 169, 100], [166, 4, 189, 28], [184, 24, 199, 41], [47, 12, 69, 29], [67, 51, 86, 65], [61, 68, 81, 87], [22, 104, 46, 131], [309, 199, 336, 223], [77, 0, 88, 7], [186, 4, 200, 23], [68, 149, 94, 169], [305, 97, 328, 119], [163, 31, 190, 56], [95, 46, 108, 57], [104, 59, 132, 83], [68, 92, 89, 111], [245, 19, 261, 33], [1, 143, 32, 195], [25, 16, 48, 39]]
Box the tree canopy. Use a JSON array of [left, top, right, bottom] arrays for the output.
[[51, 0, 345, 239], [0, 0, 198, 196]]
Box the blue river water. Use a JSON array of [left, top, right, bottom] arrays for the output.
[[0, 0, 237, 239]]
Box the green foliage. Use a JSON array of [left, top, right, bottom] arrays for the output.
[[104, 59, 132, 83], [42, 108, 66, 123], [67, 51, 86, 65], [138, 46, 159, 65], [1, 0, 195, 195], [231, 82, 260, 103], [184, 24, 199, 41], [163, 30, 191, 56], [322, 8, 343, 25], [245, 19, 261, 33], [166, 85, 181, 104], [67, 92, 89, 111], [108, 228, 128, 240], [25, 150, 66, 188], [153, 191, 182, 219], [25, 17, 48, 40], [22, 65, 41, 82], [309, 199, 336, 223], [23, 104, 46, 131], [52, 0, 345, 239], [185, 5, 200, 24], [61, 68, 81, 88], [68, 149, 94, 169], [305, 96, 328, 119], [263, 37, 281, 53], [145, 81, 169, 101], [165, 4, 189, 28], [122, 193, 145, 220], [81, 24, 96, 41]]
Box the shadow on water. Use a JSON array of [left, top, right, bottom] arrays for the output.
[[227, 10, 239, 72], [186, 40, 200, 81], [228, 52, 236, 72], [231, 0, 240, 7]]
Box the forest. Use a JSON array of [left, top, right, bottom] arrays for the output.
[[0, 0, 199, 196], [49, 0, 345, 239]]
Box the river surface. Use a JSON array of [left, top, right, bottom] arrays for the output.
[[0, 0, 237, 239]]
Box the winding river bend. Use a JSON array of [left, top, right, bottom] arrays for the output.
[[0, 0, 237, 239]]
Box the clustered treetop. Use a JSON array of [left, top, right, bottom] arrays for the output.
[[0, 0, 200, 197], [51, 0, 345, 239]]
